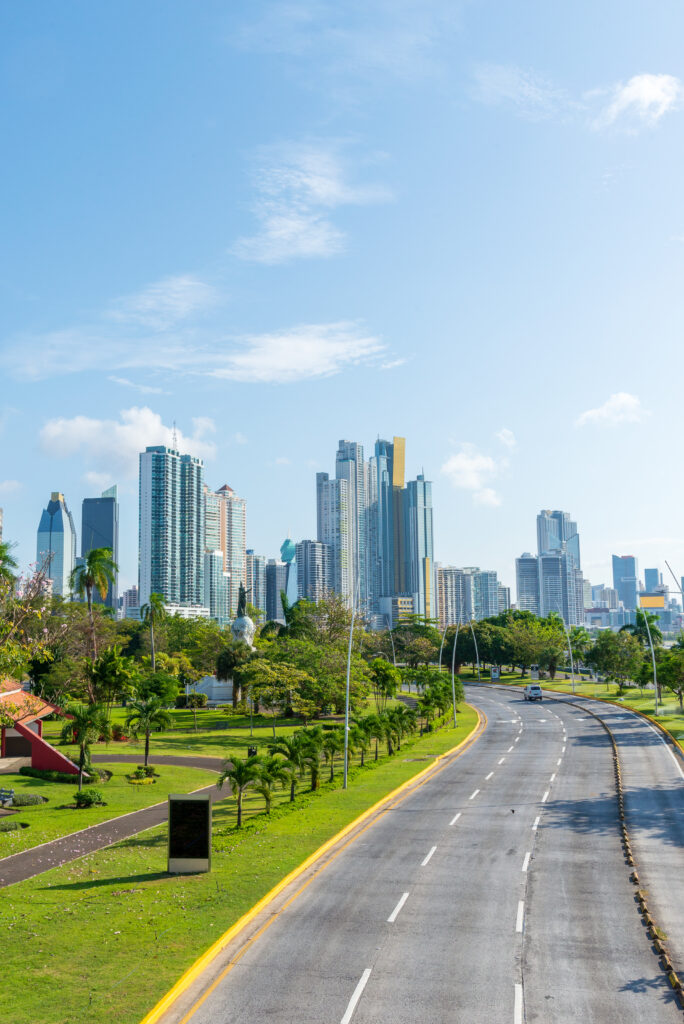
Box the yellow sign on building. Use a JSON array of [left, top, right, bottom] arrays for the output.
[[639, 594, 665, 609]]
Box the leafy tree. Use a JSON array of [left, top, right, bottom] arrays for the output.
[[124, 697, 172, 766], [370, 658, 401, 712], [60, 703, 109, 791], [658, 649, 684, 710], [0, 541, 18, 586], [69, 547, 118, 659], [587, 630, 643, 689], [0, 552, 54, 679], [216, 640, 254, 708], [538, 614, 567, 680], [135, 668, 179, 705], [569, 626, 592, 666], [140, 593, 166, 671], [508, 617, 543, 677], [217, 754, 262, 827], [85, 645, 135, 710]]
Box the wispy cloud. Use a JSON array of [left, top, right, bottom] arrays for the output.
[[591, 74, 683, 130], [39, 407, 217, 480], [209, 322, 386, 383], [0, 480, 22, 496], [107, 274, 219, 330], [380, 357, 407, 370], [108, 376, 169, 395], [232, 142, 392, 264], [441, 443, 502, 506], [575, 392, 647, 427], [472, 64, 569, 120], [496, 427, 516, 449]]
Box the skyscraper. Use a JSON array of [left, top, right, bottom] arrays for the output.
[[316, 472, 352, 602], [246, 550, 266, 619], [436, 566, 468, 629], [265, 559, 288, 623], [335, 440, 369, 610], [81, 485, 119, 609], [644, 568, 661, 592], [515, 553, 540, 615], [139, 445, 205, 610], [405, 474, 436, 619], [36, 492, 77, 597], [534, 509, 584, 624], [498, 584, 511, 613], [203, 484, 246, 617], [612, 555, 638, 611], [296, 540, 331, 602], [204, 550, 231, 625]]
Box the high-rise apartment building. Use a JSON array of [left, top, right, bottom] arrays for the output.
[[204, 483, 246, 617], [316, 472, 352, 603], [246, 550, 266, 618], [527, 509, 584, 625], [296, 540, 331, 602], [204, 550, 231, 625], [405, 474, 436, 620], [335, 441, 369, 610], [265, 559, 288, 623], [498, 584, 511, 613], [36, 492, 77, 597], [81, 485, 119, 609], [470, 569, 500, 621], [139, 445, 205, 610], [644, 568, 661, 592], [612, 555, 638, 612], [436, 566, 468, 629], [515, 553, 540, 615]]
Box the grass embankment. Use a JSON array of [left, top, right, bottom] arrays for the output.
[[0, 764, 218, 856], [1, 704, 478, 1024], [478, 673, 684, 752]]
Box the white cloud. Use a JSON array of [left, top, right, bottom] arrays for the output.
[[40, 407, 216, 479], [0, 480, 22, 496], [231, 432, 248, 446], [275, 456, 291, 465], [107, 274, 219, 329], [496, 427, 516, 449], [441, 444, 501, 506], [472, 64, 569, 120], [575, 392, 647, 427], [233, 143, 391, 264], [592, 74, 683, 130], [108, 376, 168, 395], [208, 322, 385, 383], [380, 357, 407, 370]]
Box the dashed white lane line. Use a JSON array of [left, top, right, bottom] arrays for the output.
[[538, 718, 548, 722], [450, 812, 461, 826], [522, 851, 531, 872], [532, 815, 540, 831], [550, 773, 556, 782], [514, 737, 520, 743], [421, 846, 437, 867], [557, 758, 562, 766], [562, 746, 566, 753], [514, 982, 523, 1024], [469, 789, 480, 800], [341, 969, 372, 1024], [387, 892, 409, 923], [485, 772, 494, 781], [516, 900, 525, 932], [499, 757, 506, 765], [508, 746, 514, 753], [542, 790, 549, 803]]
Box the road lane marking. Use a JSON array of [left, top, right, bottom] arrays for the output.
[[514, 737, 520, 743], [542, 790, 549, 802], [562, 746, 566, 753], [499, 758, 506, 765], [522, 852, 530, 872], [485, 772, 494, 781], [516, 900, 524, 932], [557, 758, 562, 766], [421, 846, 437, 866], [469, 789, 480, 800], [508, 746, 514, 753], [388, 893, 409, 923], [514, 982, 523, 1024], [550, 773, 556, 782], [538, 718, 547, 722], [450, 812, 461, 826], [341, 969, 372, 1024], [532, 815, 540, 830]]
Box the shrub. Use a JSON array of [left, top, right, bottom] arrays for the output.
[[175, 692, 208, 709], [11, 793, 48, 807], [0, 819, 29, 832], [74, 788, 105, 808], [111, 724, 129, 741], [127, 776, 156, 785], [19, 766, 80, 783]]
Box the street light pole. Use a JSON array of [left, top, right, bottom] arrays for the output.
[[641, 607, 659, 715], [559, 617, 576, 696], [343, 584, 358, 790], [438, 621, 449, 673], [469, 621, 481, 681], [450, 620, 461, 728]]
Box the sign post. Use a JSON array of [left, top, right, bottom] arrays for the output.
[[168, 793, 211, 874]]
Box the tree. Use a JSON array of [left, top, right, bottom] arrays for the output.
[[322, 729, 344, 782], [85, 645, 135, 711], [508, 617, 543, 677], [216, 640, 254, 709], [0, 553, 54, 680], [217, 754, 262, 827], [620, 610, 663, 649], [60, 703, 109, 791], [267, 734, 306, 801], [140, 593, 166, 672], [135, 667, 179, 705], [587, 631, 643, 690], [569, 626, 592, 667], [347, 722, 369, 766], [124, 697, 172, 767], [299, 726, 324, 790], [538, 615, 567, 680], [658, 649, 684, 710], [255, 756, 289, 814], [69, 547, 118, 659], [370, 658, 401, 712], [357, 714, 384, 761], [0, 541, 18, 586]]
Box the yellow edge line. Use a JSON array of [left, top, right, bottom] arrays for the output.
[[139, 707, 486, 1024]]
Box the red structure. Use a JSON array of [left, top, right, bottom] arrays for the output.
[[0, 679, 77, 774]]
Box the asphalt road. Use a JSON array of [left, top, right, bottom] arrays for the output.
[[170, 686, 682, 1024]]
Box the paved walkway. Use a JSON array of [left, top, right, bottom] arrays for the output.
[[0, 755, 224, 888]]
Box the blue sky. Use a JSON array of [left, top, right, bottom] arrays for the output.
[[2, 0, 684, 596]]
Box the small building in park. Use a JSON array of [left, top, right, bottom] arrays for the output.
[[0, 678, 78, 774]]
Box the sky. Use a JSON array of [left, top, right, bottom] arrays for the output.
[[2, 0, 684, 597]]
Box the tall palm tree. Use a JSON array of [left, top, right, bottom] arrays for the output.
[[124, 697, 172, 767], [60, 703, 109, 791], [322, 729, 344, 782], [255, 756, 289, 814], [69, 547, 118, 658], [358, 714, 384, 761], [140, 593, 166, 671], [620, 610, 663, 648], [0, 541, 18, 586], [299, 726, 324, 790], [347, 723, 369, 767], [217, 754, 262, 827]]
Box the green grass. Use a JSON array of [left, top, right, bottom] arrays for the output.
[[479, 674, 684, 752], [0, 764, 218, 855], [0, 704, 478, 1024]]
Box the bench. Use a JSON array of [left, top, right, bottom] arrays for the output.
[[0, 788, 15, 807]]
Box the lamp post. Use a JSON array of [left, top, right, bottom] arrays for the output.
[[438, 621, 449, 673], [343, 584, 359, 790], [469, 621, 481, 681], [640, 607, 659, 715], [450, 620, 461, 728], [384, 614, 397, 668], [559, 617, 576, 696]]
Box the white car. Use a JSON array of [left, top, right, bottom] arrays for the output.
[[524, 684, 543, 702]]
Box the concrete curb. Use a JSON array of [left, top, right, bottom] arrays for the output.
[[139, 708, 486, 1024]]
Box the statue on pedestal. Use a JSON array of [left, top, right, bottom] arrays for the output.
[[231, 582, 256, 650]]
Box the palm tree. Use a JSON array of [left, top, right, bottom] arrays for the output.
[[267, 735, 306, 801], [322, 729, 344, 782], [217, 754, 262, 827], [347, 723, 369, 767], [358, 714, 384, 761], [620, 610, 663, 648], [299, 727, 324, 790], [140, 593, 166, 672], [69, 547, 118, 658], [60, 703, 109, 791], [124, 697, 172, 767], [255, 756, 289, 814], [0, 541, 18, 586]]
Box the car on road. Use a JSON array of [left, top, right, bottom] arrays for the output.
[[524, 684, 543, 701]]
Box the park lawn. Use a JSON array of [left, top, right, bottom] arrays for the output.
[[477, 675, 684, 753], [0, 763, 218, 856], [2, 704, 479, 1024]]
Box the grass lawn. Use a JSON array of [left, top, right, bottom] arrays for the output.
[[0, 764, 218, 856], [2, 704, 479, 1024], [476, 673, 684, 753]]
